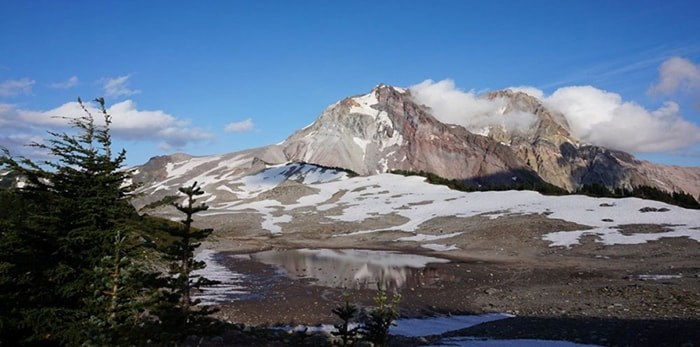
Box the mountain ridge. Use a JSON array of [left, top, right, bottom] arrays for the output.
[[279, 84, 700, 196], [127, 84, 700, 199]]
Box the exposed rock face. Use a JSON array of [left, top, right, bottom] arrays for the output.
[[480, 90, 579, 190], [636, 161, 700, 197], [282, 85, 541, 185], [281, 85, 700, 196], [479, 90, 700, 196]]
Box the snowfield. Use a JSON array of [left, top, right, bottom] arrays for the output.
[[139, 160, 700, 249], [195, 168, 700, 248]]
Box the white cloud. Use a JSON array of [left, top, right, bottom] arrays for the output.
[[409, 79, 536, 132], [103, 75, 140, 98], [0, 78, 35, 97], [409, 79, 700, 153], [648, 57, 700, 96], [0, 99, 213, 156], [224, 118, 255, 133], [49, 76, 79, 89], [545, 86, 700, 152]]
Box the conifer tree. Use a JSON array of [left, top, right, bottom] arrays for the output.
[[0, 98, 157, 345], [360, 289, 401, 347], [156, 181, 219, 342], [331, 296, 359, 346]]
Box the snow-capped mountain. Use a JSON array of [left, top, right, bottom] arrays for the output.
[[282, 85, 546, 186], [132, 83, 700, 209], [281, 84, 700, 195]]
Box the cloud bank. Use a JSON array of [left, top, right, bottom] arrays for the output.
[[409, 79, 536, 133], [0, 99, 213, 156], [544, 86, 700, 152], [409, 75, 700, 153]]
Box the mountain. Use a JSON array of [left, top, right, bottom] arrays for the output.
[[130, 84, 700, 202], [280, 84, 700, 196], [282, 84, 541, 186], [481, 90, 700, 195]]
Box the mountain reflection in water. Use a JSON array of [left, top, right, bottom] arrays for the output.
[[247, 248, 452, 290]]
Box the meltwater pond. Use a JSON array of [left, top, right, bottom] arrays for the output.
[[248, 248, 451, 289], [194, 248, 454, 305]]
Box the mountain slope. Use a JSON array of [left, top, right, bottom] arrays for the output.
[[282, 84, 542, 186], [134, 165, 700, 249], [280, 85, 700, 196], [481, 90, 700, 195]]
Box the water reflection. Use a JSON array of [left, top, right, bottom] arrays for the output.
[[246, 248, 451, 290], [193, 250, 247, 304]]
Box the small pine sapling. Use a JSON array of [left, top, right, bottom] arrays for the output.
[[331, 292, 359, 346], [360, 288, 401, 347], [159, 181, 220, 340]]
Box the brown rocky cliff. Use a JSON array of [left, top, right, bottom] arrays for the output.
[[483, 90, 700, 196], [282, 85, 539, 184]]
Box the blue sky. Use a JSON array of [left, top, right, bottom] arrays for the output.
[[1, 0, 699, 167]]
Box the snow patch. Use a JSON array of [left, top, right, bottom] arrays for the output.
[[422, 243, 459, 251], [473, 127, 491, 136], [396, 232, 463, 242], [353, 137, 372, 159], [165, 156, 222, 180], [634, 274, 683, 281], [236, 174, 700, 244], [349, 92, 379, 116], [216, 184, 237, 195], [276, 313, 596, 346]]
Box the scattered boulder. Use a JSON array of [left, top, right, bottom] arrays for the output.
[[639, 207, 670, 213]]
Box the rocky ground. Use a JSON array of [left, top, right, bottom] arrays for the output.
[[189, 213, 700, 346]]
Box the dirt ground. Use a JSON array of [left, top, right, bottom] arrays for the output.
[[197, 213, 700, 345]]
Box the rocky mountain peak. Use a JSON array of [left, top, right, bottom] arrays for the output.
[[281, 85, 537, 183], [483, 89, 575, 146], [372, 83, 407, 94], [278, 85, 700, 196]]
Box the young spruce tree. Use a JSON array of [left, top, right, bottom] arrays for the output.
[[155, 181, 219, 343], [0, 98, 158, 345]]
